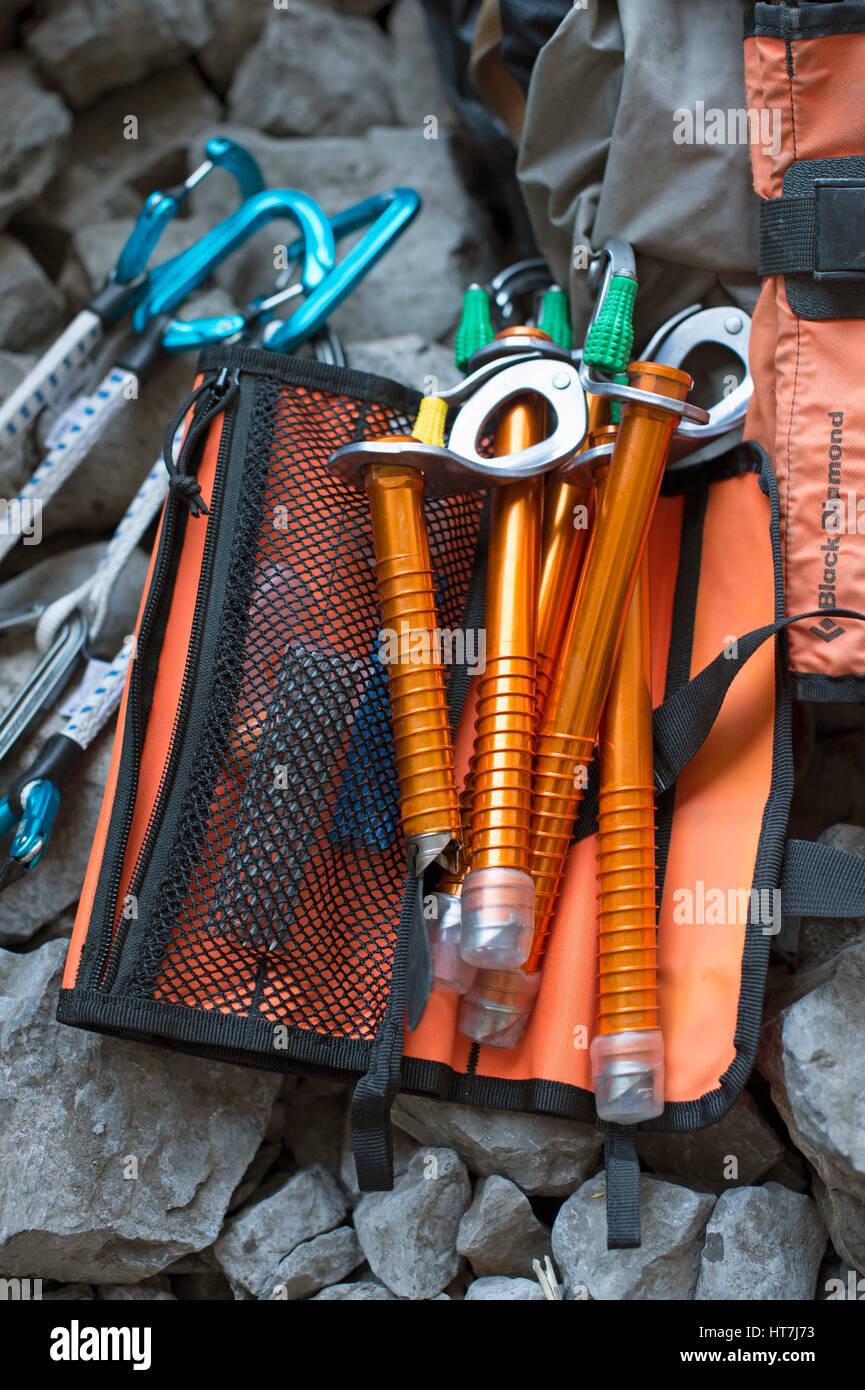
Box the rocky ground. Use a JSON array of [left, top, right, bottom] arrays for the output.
[[0, 0, 864, 1302]]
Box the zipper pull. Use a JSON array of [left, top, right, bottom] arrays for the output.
[[162, 367, 239, 517]]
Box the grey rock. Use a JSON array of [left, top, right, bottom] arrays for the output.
[[27, 0, 212, 109], [171, 1270, 234, 1300], [637, 1093, 785, 1193], [464, 1276, 545, 1301], [354, 1147, 471, 1299], [227, 1142, 281, 1215], [696, 1184, 826, 1301], [98, 1275, 175, 1301], [62, 213, 214, 301], [762, 1146, 810, 1195], [345, 336, 460, 394], [228, 6, 394, 138], [762, 940, 865, 1272], [270, 1077, 349, 1173], [0, 237, 64, 351], [0, 55, 71, 232], [268, 1226, 362, 1301], [162, 1249, 219, 1275], [392, 1095, 603, 1197], [0, 940, 281, 1283], [444, 1268, 473, 1300], [28, 67, 221, 246], [388, 0, 455, 130], [199, 0, 267, 92], [811, 1170, 865, 1278], [552, 1175, 715, 1300], [188, 125, 493, 344], [339, 1104, 417, 1204], [213, 1165, 348, 1298], [798, 824, 865, 968], [312, 1281, 398, 1301], [43, 1283, 95, 1300], [457, 1175, 551, 1278]]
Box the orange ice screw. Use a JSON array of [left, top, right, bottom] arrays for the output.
[[459, 328, 547, 970], [535, 393, 606, 723], [458, 427, 612, 1048], [364, 441, 461, 875], [590, 556, 664, 1122], [459, 365, 691, 1048], [529, 363, 690, 952]]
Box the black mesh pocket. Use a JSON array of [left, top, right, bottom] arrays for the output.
[[119, 352, 482, 1054]]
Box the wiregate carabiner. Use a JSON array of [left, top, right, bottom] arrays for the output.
[[113, 136, 265, 287], [156, 187, 421, 354], [134, 187, 338, 346], [262, 188, 420, 351]]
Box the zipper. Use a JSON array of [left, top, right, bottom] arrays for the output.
[[93, 367, 239, 990]]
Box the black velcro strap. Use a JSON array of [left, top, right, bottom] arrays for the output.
[[759, 196, 817, 275], [604, 1125, 641, 1249], [781, 839, 865, 918], [760, 180, 865, 280]]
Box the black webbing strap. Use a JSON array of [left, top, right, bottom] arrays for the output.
[[604, 1124, 641, 1249], [758, 196, 818, 276], [351, 871, 418, 1192], [351, 1034, 401, 1193], [652, 607, 865, 793], [781, 838, 865, 917]]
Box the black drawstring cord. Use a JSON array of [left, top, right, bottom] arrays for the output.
[[162, 368, 239, 516]]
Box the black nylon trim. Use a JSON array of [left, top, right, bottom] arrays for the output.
[[791, 669, 865, 703], [748, 2, 865, 38], [197, 343, 423, 417], [604, 1126, 641, 1249], [57, 988, 373, 1074]]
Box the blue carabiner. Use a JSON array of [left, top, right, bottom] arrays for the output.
[[0, 778, 61, 889], [263, 187, 420, 351], [157, 187, 421, 355], [113, 136, 265, 287], [132, 187, 337, 339]]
